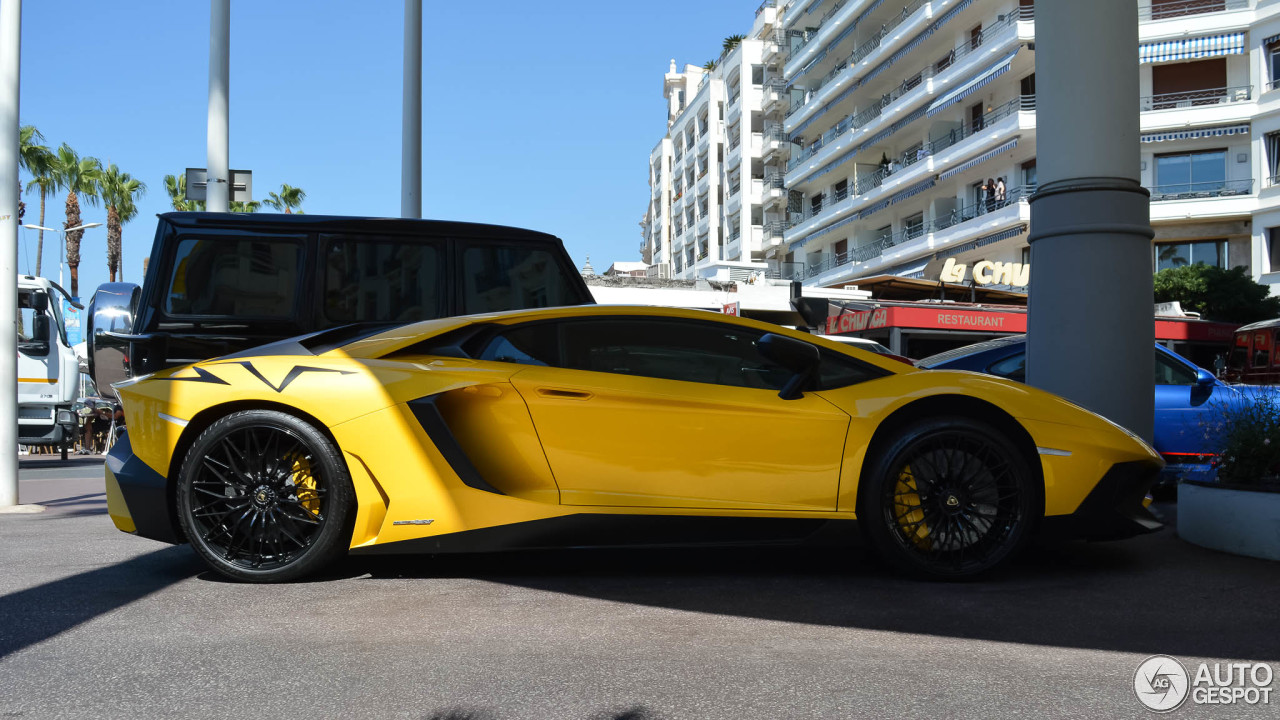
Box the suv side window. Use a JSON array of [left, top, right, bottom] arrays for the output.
[[320, 234, 443, 327], [165, 236, 302, 318], [462, 245, 582, 314]]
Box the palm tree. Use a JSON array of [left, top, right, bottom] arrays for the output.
[[53, 144, 103, 296], [722, 34, 745, 55], [99, 164, 146, 283], [162, 173, 203, 211], [262, 183, 306, 213], [702, 59, 717, 71], [19, 125, 58, 275], [230, 199, 260, 213]]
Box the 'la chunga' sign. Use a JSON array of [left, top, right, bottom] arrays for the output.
[[937, 257, 1030, 287]]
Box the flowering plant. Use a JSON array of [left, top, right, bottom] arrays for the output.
[[1211, 388, 1280, 487]]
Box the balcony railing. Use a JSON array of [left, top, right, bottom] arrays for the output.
[[1147, 178, 1254, 201], [1138, 0, 1247, 21], [784, 0, 852, 62], [1017, 4, 1035, 20], [787, 8, 1019, 150], [1269, 175, 1280, 188], [755, 0, 776, 17], [928, 97, 1026, 156], [929, 185, 1035, 233], [767, 261, 806, 281], [1140, 85, 1252, 111], [729, 182, 741, 196]]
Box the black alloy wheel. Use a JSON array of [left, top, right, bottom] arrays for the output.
[[176, 409, 353, 582], [859, 416, 1038, 579]]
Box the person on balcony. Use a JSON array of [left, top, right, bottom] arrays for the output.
[[995, 177, 1007, 207], [984, 178, 997, 213]]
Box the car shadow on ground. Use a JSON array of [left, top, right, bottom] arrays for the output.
[[339, 503, 1280, 662], [0, 545, 201, 660]]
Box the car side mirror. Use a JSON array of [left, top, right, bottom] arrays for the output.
[[31, 292, 48, 312], [1195, 368, 1216, 387], [758, 333, 820, 400]]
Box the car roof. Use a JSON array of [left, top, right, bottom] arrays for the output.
[[916, 334, 1026, 368], [329, 304, 915, 375], [158, 212, 563, 243]]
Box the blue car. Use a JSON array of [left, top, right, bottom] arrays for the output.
[[917, 335, 1276, 485]]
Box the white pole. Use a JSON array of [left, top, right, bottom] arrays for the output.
[[0, 0, 21, 507], [207, 0, 230, 213], [401, 0, 421, 218]]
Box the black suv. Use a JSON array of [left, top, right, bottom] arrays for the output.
[[88, 212, 594, 395]]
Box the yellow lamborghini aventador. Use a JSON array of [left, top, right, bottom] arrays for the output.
[[104, 305, 1163, 582]]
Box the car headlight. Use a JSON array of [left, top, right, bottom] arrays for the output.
[[56, 409, 76, 425]]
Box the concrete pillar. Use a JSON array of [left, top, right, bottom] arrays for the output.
[[401, 0, 422, 218], [206, 0, 230, 213], [1027, 0, 1154, 442], [0, 0, 19, 506]]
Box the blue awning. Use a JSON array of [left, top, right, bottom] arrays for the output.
[[859, 198, 892, 219], [1139, 33, 1245, 64], [1140, 124, 1249, 143], [927, 49, 1020, 117], [1266, 33, 1280, 47], [937, 224, 1028, 259], [855, 106, 928, 153], [862, 0, 975, 85], [886, 178, 936, 207], [938, 137, 1020, 181], [807, 211, 860, 244]]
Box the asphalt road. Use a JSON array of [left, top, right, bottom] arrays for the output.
[[2, 460, 1279, 719]]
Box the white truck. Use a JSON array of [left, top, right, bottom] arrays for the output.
[[17, 275, 81, 460]]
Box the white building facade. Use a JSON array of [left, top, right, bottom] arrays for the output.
[[642, 14, 780, 281], [651, 0, 1280, 295]]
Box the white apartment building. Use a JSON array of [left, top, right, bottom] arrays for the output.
[[653, 0, 1280, 295], [642, 18, 777, 280]]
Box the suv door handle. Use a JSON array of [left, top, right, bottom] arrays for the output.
[[536, 387, 593, 400]]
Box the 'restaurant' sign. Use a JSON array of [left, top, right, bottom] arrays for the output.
[[826, 307, 1026, 335], [826, 306, 1238, 343]]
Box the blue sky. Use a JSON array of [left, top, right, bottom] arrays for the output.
[[16, 0, 751, 297]]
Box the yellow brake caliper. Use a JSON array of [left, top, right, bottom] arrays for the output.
[[288, 455, 321, 517], [895, 465, 932, 550]]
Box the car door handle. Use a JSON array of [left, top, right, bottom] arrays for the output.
[[536, 387, 593, 400]]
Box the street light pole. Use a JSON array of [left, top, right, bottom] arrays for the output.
[[402, 0, 421, 218], [207, 0, 230, 213], [1, 0, 21, 508]]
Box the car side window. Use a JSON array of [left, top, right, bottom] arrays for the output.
[[476, 324, 559, 366], [988, 353, 1026, 382], [1155, 351, 1197, 386], [555, 318, 793, 390], [816, 350, 885, 390]]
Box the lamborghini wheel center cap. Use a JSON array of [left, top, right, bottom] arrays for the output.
[[252, 485, 277, 508]]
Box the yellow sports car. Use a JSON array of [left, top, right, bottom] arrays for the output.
[[104, 305, 1163, 582]]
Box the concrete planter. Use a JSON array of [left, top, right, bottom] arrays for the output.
[[1179, 481, 1280, 561]]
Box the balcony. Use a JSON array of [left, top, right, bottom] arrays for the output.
[[787, 13, 1021, 171], [786, 0, 967, 129], [1138, 0, 1248, 22], [1140, 85, 1252, 112], [786, 98, 1028, 238], [1147, 178, 1253, 201]]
